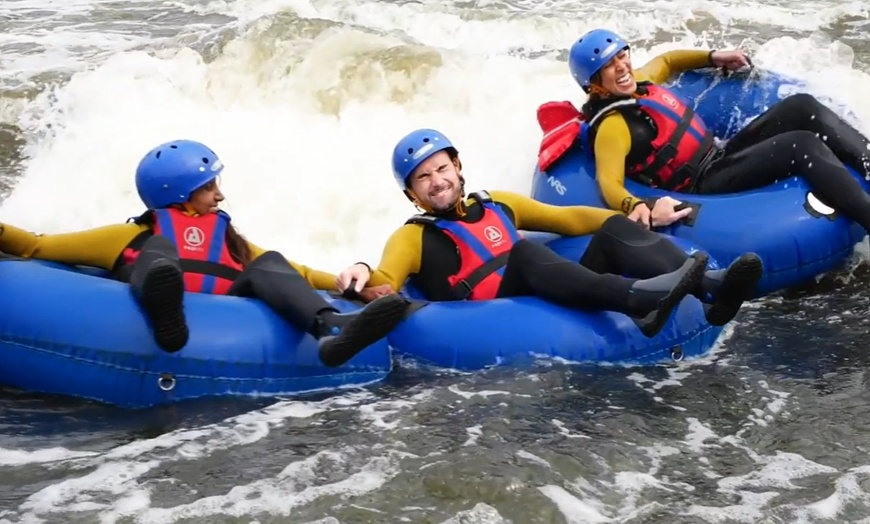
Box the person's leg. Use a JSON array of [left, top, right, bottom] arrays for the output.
[[227, 251, 409, 367], [128, 235, 188, 352], [497, 238, 707, 337], [699, 130, 870, 233], [579, 215, 763, 325], [723, 93, 870, 177]]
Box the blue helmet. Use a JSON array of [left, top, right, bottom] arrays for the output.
[[391, 128, 457, 189], [568, 29, 630, 90], [135, 139, 224, 209]]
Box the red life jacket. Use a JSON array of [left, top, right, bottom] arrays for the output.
[[122, 208, 244, 295], [405, 191, 521, 301], [536, 84, 716, 191]]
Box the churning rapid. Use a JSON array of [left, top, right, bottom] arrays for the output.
[[2, 0, 870, 522]]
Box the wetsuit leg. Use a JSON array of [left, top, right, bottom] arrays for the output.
[[227, 251, 409, 368], [227, 251, 335, 331], [496, 237, 707, 337], [698, 130, 870, 233], [578, 215, 763, 326], [723, 93, 870, 176], [579, 215, 687, 276], [127, 235, 188, 353]]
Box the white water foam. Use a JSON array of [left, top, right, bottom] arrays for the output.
[[1, 0, 868, 274]]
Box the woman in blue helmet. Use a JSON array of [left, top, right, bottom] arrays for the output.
[[333, 128, 764, 336], [563, 29, 870, 231], [0, 139, 408, 366]]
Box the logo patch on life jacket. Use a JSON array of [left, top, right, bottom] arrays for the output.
[[183, 226, 205, 249], [484, 225, 504, 246]]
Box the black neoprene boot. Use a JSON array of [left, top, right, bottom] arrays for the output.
[[316, 294, 410, 367], [129, 235, 189, 353], [626, 252, 708, 337], [693, 253, 763, 326]]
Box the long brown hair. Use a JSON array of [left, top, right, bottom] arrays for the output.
[[224, 223, 252, 266]]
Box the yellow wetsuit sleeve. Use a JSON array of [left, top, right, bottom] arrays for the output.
[[593, 116, 643, 213], [0, 222, 146, 270], [488, 190, 619, 235], [366, 225, 424, 291], [247, 241, 337, 291], [593, 50, 714, 212], [635, 50, 713, 84], [359, 192, 618, 292]]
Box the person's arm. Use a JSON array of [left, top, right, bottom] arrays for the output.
[[635, 50, 713, 84], [591, 115, 646, 214], [365, 225, 424, 291], [0, 222, 146, 269], [488, 191, 619, 236]]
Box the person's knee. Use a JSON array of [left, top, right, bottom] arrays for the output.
[[142, 234, 178, 255], [132, 235, 180, 270], [599, 214, 636, 234], [780, 93, 824, 115], [509, 238, 533, 259], [247, 250, 293, 272], [508, 238, 554, 268], [596, 214, 657, 244], [782, 92, 818, 106]]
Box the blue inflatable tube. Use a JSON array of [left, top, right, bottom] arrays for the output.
[[0, 257, 392, 409], [387, 234, 724, 371], [530, 68, 868, 296]]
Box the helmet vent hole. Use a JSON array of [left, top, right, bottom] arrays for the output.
[[407, 147, 414, 154], [170, 145, 177, 149], [593, 48, 600, 54], [422, 138, 430, 143], [606, 38, 612, 43], [202, 157, 209, 164], [155, 151, 161, 159]]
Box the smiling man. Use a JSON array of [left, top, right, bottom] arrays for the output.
[[334, 128, 764, 337]]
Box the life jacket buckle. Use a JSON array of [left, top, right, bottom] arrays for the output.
[[452, 280, 474, 300], [682, 145, 724, 193], [698, 144, 724, 171], [672, 164, 700, 193], [658, 142, 680, 164]]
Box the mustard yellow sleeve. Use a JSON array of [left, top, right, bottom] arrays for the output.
[[592, 115, 645, 213], [366, 225, 424, 291], [487, 190, 619, 236], [635, 50, 713, 84], [0, 222, 146, 270], [246, 241, 337, 291]]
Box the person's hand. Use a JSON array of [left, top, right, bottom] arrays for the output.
[[710, 49, 751, 71], [356, 284, 396, 303], [335, 263, 371, 293], [627, 203, 652, 228], [650, 196, 693, 227]]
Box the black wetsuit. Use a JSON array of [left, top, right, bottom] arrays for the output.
[[409, 199, 698, 317], [695, 94, 870, 230]]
